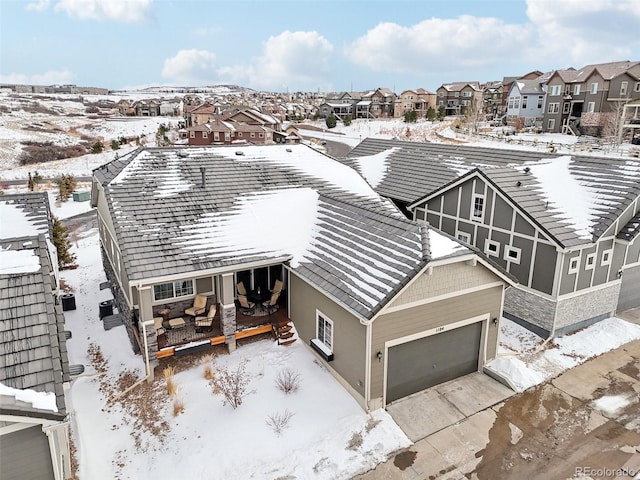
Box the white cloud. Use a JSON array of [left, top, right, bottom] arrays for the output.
[[344, 16, 534, 74], [26, 0, 50, 12], [54, 0, 153, 22], [217, 31, 334, 91], [161, 49, 218, 85], [0, 70, 76, 85], [526, 0, 640, 66]]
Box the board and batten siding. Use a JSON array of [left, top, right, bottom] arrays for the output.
[[0, 425, 53, 480], [370, 263, 504, 403], [288, 272, 367, 406], [414, 176, 558, 295]]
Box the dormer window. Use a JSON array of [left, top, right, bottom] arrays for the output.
[[472, 194, 485, 222]]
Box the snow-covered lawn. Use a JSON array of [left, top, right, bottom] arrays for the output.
[[62, 228, 409, 480], [489, 317, 640, 392]]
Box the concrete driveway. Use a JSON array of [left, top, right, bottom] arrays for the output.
[[356, 340, 640, 480]]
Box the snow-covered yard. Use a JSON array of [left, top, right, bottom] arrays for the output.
[[61, 228, 409, 480]]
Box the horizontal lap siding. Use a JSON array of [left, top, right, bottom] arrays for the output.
[[370, 285, 503, 400], [288, 274, 366, 399]]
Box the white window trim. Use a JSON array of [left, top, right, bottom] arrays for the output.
[[485, 239, 500, 258], [585, 253, 596, 271], [315, 312, 334, 353], [504, 246, 521, 264], [590, 82, 598, 94], [548, 103, 560, 114], [635, 82, 640, 93], [568, 257, 579, 275], [620, 81, 628, 96], [457, 231, 471, 244], [153, 279, 194, 302], [587, 102, 595, 113], [547, 118, 555, 130], [189, 131, 195, 138], [601, 249, 613, 266], [574, 84, 581, 95], [202, 131, 208, 138], [471, 193, 485, 222]]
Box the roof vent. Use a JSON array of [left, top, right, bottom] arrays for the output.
[[516, 181, 522, 187], [177, 150, 188, 158], [286, 148, 292, 152], [235, 151, 244, 156], [524, 166, 531, 173], [200, 166, 206, 188]]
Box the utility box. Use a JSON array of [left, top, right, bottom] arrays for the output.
[[72, 191, 90, 202]]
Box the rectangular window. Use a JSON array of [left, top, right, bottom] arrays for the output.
[[504, 246, 521, 264], [522, 96, 528, 109], [153, 280, 194, 301], [563, 102, 570, 114], [485, 239, 500, 257], [189, 131, 195, 138], [547, 118, 555, 130], [455, 92, 460, 97], [565, 85, 571, 95], [259, 132, 264, 138], [590, 82, 598, 94], [463, 91, 472, 97], [550, 85, 561, 96], [620, 81, 628, 96], [238, 132, 243, 137], [225, 132, 231, 141], [508, 98, 514, 109], [513, 97, 520, 109], [574, 84, 581, 95], [472, 194, 485, 222], [202, 131, 208, 138], [537, 96, 544, 109], [548, 103, 560, 114], [214, 132, 220, 141], [568, 257, 579, 274], [317, 313, 333, 351], [601, 249, 613, 266], [635, 82, 640, 92], [250, 132, 255, 138], [457, 232, 471, 244], [585, 253, 596, 271], [587, 102, 595, 113]]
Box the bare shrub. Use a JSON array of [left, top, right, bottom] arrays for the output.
[[163, 366, 177, 397], [275, 368, 301, 394], [346, 431, 363, 451], [172, 398, 184, 416], [265, 409, 294, 436], [18, 141, 89, 165], [200, 353, 216, 380], [209, 358, 252, 409]]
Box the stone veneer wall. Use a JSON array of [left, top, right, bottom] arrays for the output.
[[555, 283, 621, 331], [504, 286, 555, 337], [101, 246, 139, 353]]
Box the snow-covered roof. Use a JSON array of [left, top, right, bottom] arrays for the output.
[[348, 139, 640, 248], [95, 144, 474, 319], [0, 193, 51, 240]]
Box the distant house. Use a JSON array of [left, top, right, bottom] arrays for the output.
[[357, 88, 396, 119], [186, 118, 273, 145], [393, 89, 437, 119], [133, 99, 160, 117], [505, 79, 546, 127], [222, 108, 281, 132], [436, 82, 483, 116], [347, 138, 640, 338], [500, 71, 544, 118], [91, 144, 513, 409], [0, 192, 73, 480], [482, 81, 503, 118]]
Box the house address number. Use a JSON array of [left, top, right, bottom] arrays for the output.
[[435, 326, 445, 333]]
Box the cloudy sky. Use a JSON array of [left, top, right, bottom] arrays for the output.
[[2, 0, 640, 92]]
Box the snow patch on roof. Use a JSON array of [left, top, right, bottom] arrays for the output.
[[526, 156, 596, 239], [429, 230, 467, 258], [235, 145, 379, 199], [351, 147, 399, 188], [0, 202, 48, 239], [175, 187, 319, 268], [0, 248, 41, 274], [0, 382, 58, 412], [153, 157, 194, 198]]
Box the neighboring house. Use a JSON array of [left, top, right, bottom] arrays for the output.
[[273, 126, 303, 144], [190, 103, 220, 126], [361, 87, 396, 118], [505, 79, 546, 127], [393, 89, 437, 119], [186, 119, 273, 145], [116, 99, 134, 116], [133, 99, 160, 117], [317, 102, 353, 119], [542, 60, 640, 135], [436, 82, 483, 116], [0, 193, 72, 480], [91, 144, 513, 409], [222, 108, 281, 132], [346, 138, 640, 338], [500, 71, 543, 118], [159, 99, 182, 117], [482, 81, 503, 118]]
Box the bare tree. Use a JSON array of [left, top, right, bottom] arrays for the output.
[[603, 99, 631, 151]]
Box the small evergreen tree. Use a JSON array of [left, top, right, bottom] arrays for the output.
[[52, 216, 77, 269], [325, 113, 337, 129], [91, 141, 103, 154], [404, 110, 418, 123], [54, 174, 77, 202], [437, 106, 446, 121], [27, 172, 34, 191], [426, 106, 436, 121], [111, 139, 120, 150], [343, 115, 352, 126]]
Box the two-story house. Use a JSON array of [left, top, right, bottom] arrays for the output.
[[393, 89, 437, 119], [505, 79, 546, 127], [345, 138, 640, 339], [436, 82, 482, 116]]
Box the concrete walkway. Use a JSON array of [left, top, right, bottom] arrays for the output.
[[618, 306, 640, 325], [356, 340, 640, 480]]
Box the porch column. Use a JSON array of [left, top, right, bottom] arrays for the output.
[[138, 286, 159, 364], [220, 273, 237, 352]]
